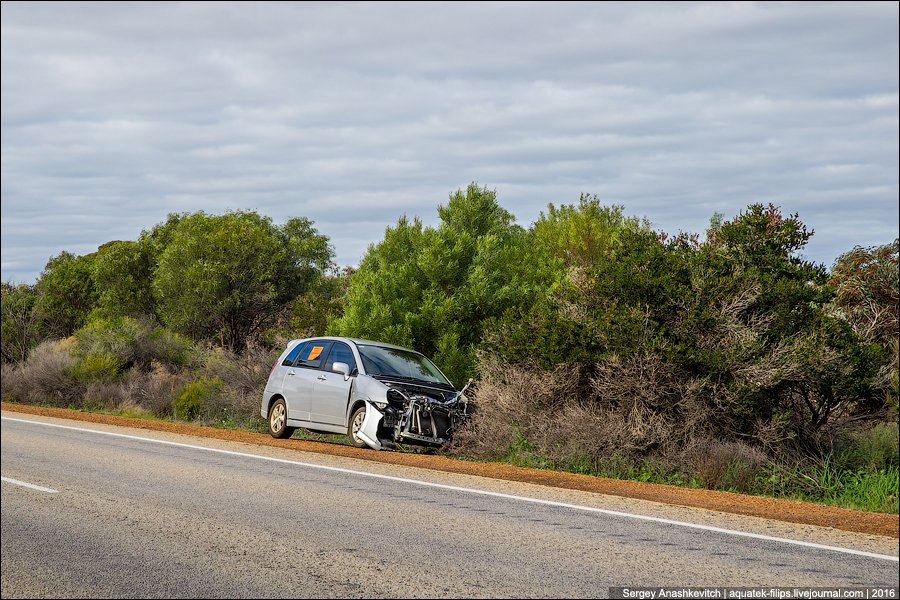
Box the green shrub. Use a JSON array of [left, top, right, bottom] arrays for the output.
[[68, 352, 121, 382], [498, 425, 539, 467], [851, 422, 899, 470], [71, 316, 200, 374], [481, 203, 887, 460], [73, 317, 142, 366], [759, 454, 899, 513], [140, 327, 197, 370], [174, 376, 221, 421]]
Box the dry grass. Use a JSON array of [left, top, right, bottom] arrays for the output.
[[82, 380, 129, 410]]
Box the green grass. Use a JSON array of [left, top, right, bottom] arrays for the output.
[[491, 427, 897, 513], [761, 459, 899, 514], [289, 428, 353, 446], [832, 466, 899, 513]]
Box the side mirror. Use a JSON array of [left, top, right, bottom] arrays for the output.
[[332, 362, 351, 381]]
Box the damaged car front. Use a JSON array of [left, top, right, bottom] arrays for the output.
[[350, 343, 471, 451]]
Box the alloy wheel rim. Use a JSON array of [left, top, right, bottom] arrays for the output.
[[352, 411, 364, 440], [271, 404, 285, 432]]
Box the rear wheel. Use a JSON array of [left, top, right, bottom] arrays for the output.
[[268, 399, 295, 439], [349, 406, 367, 448]]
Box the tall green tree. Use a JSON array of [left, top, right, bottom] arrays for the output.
[[288, 265, 355, 338], [92, 240, 156, 321], [533, 195, 648, 270], [671, 205, 864, 438], [1, 282, 44, 363], [36, 251, 99, 337], [331, 183, 549, 386], [153, 210, 333, 350]]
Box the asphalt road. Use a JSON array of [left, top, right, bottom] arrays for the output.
[[2, 411, 898, 598]]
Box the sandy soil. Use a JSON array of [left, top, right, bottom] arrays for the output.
[[3, 401, 897, 539]]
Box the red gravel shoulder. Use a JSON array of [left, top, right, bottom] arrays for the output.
[[3, 401, 897, 539]]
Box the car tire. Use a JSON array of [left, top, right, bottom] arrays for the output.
[[268, 399, 295, 439], [349, 406, 368, 448]]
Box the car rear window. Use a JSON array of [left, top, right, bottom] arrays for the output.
[[282, 342, 309, 366], [294, 341, 332, 369]]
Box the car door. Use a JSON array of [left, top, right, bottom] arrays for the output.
[[309, 341, 357, 426], [283, 340, 332, 422]]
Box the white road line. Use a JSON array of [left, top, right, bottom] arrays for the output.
[[3, 415, 898, 562], [1, 476, 59, 493]]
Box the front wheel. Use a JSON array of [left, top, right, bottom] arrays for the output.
[[349, 406, 367, 448], [268, 399, 295, 439]]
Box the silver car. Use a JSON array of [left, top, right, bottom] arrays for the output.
[[261, 337, 470, 450]]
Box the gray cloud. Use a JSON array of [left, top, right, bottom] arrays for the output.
[[2, 1, 897, 282]]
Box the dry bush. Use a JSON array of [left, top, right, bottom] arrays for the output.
[[447, 353, 582, 460], [688, 439, 734, 490], [83, 380, 128, 410], [450, 351, 720, 473], [727, 443, 768, 493], [2, 334, 276, 425], [131, 361, 186, 417], [522, 352, 718, 469], [753, 412, 797, 455], [200, 342, 280, 422], [587, 352, 718, 453], [111, 397, 153, 418], [0, 340, 83, 407], [0, 362, 23, 400], [208, 385, 264, 425], [688, 439, 767, 492]]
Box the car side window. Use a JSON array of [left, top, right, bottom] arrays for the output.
[[282, 342, 309, 366], [294, 341, 332, 369], [324, 342, 357, 375]]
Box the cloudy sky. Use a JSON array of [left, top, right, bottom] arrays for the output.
[[2, 1, 898, 284]]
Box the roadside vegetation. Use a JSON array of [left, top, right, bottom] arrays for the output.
[[3, 187, 897, 513]]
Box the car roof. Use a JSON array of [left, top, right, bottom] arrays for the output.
[[288, 336, 422, 355]]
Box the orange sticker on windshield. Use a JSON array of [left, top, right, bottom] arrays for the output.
[[307, 346, 324, 361]]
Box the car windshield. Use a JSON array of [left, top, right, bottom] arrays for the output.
[[357, 345, 452, 387]]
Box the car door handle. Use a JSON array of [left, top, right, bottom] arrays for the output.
[[317, 375, 327, 381], [287, 372, 296, 376]]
